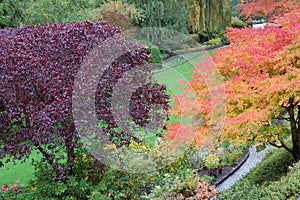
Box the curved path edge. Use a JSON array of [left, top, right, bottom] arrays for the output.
[[216, 146, 272, 193], [213, 149, 250, 186]]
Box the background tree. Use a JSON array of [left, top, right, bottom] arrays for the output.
[[127, 0, 189, 40], [187, 0, 232, 40], [231, 0, 242, 17], [20, 0, 95, 25], [90, 0, 143, 30]]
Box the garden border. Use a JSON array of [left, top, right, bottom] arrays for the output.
[[213, 149, 250, 186]]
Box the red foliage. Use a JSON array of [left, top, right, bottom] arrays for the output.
[[238, 0, 298, 23], [181, 3, 300, 157]]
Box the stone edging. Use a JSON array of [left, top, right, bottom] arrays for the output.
[[213, 149, 250, 186], [172, 43, 227, 55]]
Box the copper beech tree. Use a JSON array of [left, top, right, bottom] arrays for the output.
[[181, 3, 300, 159], [0, 20, 169, 181]]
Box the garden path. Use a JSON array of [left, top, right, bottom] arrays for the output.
[[216, 145, 273, 192]]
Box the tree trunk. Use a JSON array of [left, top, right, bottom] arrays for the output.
[[288, 99, 300, 161], [65, 125, 76, 178], [205, 0, 212, 40]]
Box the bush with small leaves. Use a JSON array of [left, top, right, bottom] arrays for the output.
[[150, 46, 163, 70], [204, 154, 219, 170]]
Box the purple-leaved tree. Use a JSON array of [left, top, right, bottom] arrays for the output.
[[0, 20, 169, 181]]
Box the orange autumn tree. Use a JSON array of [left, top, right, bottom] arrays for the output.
[[238, 0, 298, 23], [163, 55, 226, 148], [184, 3, 300, 159]]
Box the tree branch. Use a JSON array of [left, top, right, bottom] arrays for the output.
[[31, 139, 60, 177], [276, 116, 290, 121], [279, 139, 293, 155], [31, 80, 45, 103], [269, 139, 293, 155], [269, 141, 282, 148]]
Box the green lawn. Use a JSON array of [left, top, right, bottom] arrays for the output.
[[0, 151, 42, 186], [155, 51, 208, 95]]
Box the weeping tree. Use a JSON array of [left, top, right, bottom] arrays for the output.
[[188, 0, 232, 40], [127, 0, 189, 44], [128, 0, 189, 32]]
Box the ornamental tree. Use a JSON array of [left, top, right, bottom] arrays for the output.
[[185, 3, 300, 160], [0, 20, 169, 180], [238, 0, 298, 23]]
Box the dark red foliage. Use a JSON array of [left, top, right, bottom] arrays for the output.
[[0, 20, 169, 180]]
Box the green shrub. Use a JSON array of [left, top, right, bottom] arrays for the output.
[[91, 169, 148, 200], [231, 17, 247, 28], [266, 161, 300, 199], [141, 168, 199, 199], [0, 143, 202, 200], [219, 161, 300, 200], [189, 34, 200, 43], [0, 1, 22, 28], [91, 144, 198, 199], [204, 154, 219, 170], [207, 38, 222, 46], [212, 29, 227, 39], [21, 0, 94, 25], [221, 152, 241, 166], [150, 46, 163, 69], [218, 179, 266, 200], [2, 148, 104, 200], [245, 149, 293, 185], [198, 30, 208, 43]]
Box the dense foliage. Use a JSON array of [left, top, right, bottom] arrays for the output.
[[0, 145, 216, 199], [0, 0, 101, 27], [0, 20, 169, 181], [238, 0, 298, 23], [128, 0, 189, 33], [90, 1, 143, 30]]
